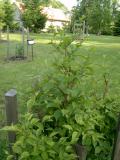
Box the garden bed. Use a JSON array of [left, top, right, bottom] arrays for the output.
[[8, 55, 27, 61]]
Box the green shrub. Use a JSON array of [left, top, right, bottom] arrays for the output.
[[0, 137, 7, 160], [3, 114, 76, 160], [11, 22, 21, 32], [47, 25, 56, 33], [15, 44, 24, 57], [27, 34, 120, 159]]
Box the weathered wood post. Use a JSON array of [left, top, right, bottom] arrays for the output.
[[82, 21, 85, 38], [5, 89, 18, 153], [27, 27, 30, 57], [31, 44, 33, 61], [22, 27, 25, 56], [74, 144, 87, 160], [86, 25, 89, 36], [112, 116, 120, 160], [7, 26, 10, 59]]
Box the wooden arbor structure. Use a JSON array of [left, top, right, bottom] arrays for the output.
[[73, 21, 86, 41]]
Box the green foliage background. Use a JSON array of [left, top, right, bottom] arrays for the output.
[[113, 11, 120, 35], [0, 0, 14, 30], [71, 0, 119, 35]]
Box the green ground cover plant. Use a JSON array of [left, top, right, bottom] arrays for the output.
[[0, 139, 7, 160], [2, 34, 120, 160], [15, 44, 24, 58]]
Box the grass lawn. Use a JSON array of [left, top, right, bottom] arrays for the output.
[[0, 33, 120, 121]]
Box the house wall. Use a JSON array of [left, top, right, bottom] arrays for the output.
[[14, 4, 23, 26], [46, 20, 64, 28], [13, 3, 23, 27]]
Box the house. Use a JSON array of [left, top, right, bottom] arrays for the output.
[[10, 0, 24, 27], [10, 0, 70, 30], [42, 7, 70, 30]]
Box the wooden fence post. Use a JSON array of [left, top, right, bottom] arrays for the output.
[[27, 27, 30, 56], [5, 89, 18, 153], [74, 144, 87, 160], [7, 26, 10, 59], [22, 27, 25, 56], [112, 116, 120, 160], [82, 21, 85, 38]]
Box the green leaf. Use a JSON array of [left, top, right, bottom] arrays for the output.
[[95, 146, 102, 154], [42, 115, 53, 122], [1, 125, 18, 132], [71, 132, 80, 144], [49, 131, 58, 137], [7, 155, 14, 160], [75, 114, 84, 125], [82, 134, 92, 146], [31, 118, 39, 125], [13, 143, 22, 154], [20, 152, 29, 160], [63, 125, 73, 131], [41, 152, 48, 160], [27, 97, 35, 110], [54, 110, 62, 121], [46, 140, 55, 147]]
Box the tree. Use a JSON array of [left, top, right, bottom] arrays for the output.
[[0, 2, 5, 40], [0, 2, 5, 29], [23, 0, 43, 8], [23, 0, 67, 11], [22, 0, 47, 32], [88, 0, 112, 35], [47, 0, 68, 11], [3, 0, 14, 29], [72, 0, 113, 35], [113, 11, 120, 35], [22, 8, 47, 32]]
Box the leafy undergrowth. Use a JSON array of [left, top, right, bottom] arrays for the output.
[[2, 33, 120, 160], [0, 137, 7, 160]]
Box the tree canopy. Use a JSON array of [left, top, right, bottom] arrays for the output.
[[72, 0, 120, 35], [3, 0, 14, 29], [0, 0, 14, 30], [0, 2, 5, 29], [22, 0, 47, 32], [22, 0, 68, 11], [47, 0, 68, 11]]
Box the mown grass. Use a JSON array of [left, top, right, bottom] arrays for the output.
[[0, 33, 55, 114], [0, 33, 120, 116], [83, 35, 120, 96]]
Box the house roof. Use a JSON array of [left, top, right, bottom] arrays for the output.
[[42, 7, 70, 22], [13, 1, 25, 13]]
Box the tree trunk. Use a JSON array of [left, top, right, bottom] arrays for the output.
[[74, 144, 87, 160]]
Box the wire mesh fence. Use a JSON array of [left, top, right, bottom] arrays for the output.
[[0, 27, 40, 61]]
